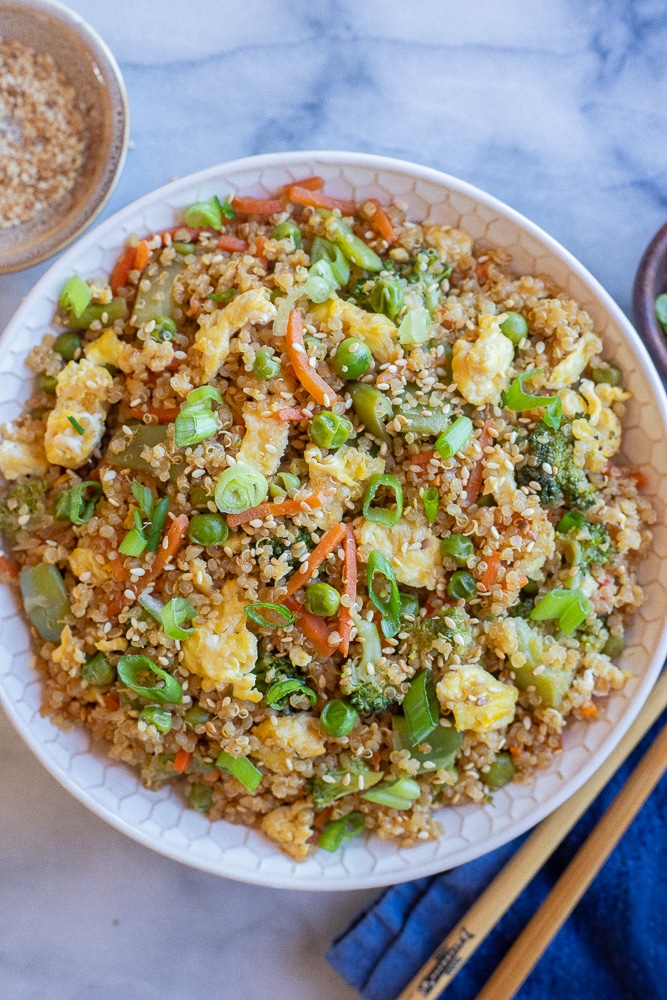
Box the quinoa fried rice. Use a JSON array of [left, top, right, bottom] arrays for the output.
[[0, 178, 654, 861]]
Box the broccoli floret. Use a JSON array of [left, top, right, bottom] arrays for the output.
[[352, 266, 403, 320], [506, 617, 573, 708], [408, 606, 474, 665], [253, 646, 298, 697], [0, 479, 47, 543], [515, 423, 596, 510], [258, 526, 313, 567], [556, 512, 615, 573], [402, 247, 452, 315], [311, 755, 383, 811], [340, 618, 400, 714]]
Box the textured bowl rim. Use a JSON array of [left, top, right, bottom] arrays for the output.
[[2, 150, 667, 890]]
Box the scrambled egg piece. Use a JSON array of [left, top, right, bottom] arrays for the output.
[[68, 546, 112, 584], [44, 358, 113, 469], [547, 331, 602, 388], [304, 444, 385, 530], [452, 314, 513, 406], [85, 329, 174, 374], [260, 799, 315, 861], [181, 580, 260, 700], [51, 625, 86, 674], [0, 423, 48, 480], [561, 380, 628, 472], [84, 328, 121, 368], [437, 665, 518, 733], [423, 224, 474, 267], [194, 287, 276, 383], [253, 713, 326, 774], [311, 297, 402, 364], [236, 403, 290, 479], [354, 514, 444, 590]]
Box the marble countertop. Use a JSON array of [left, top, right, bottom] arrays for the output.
[[2, 2, 666, 997]]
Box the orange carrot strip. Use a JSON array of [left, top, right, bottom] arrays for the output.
[[133, 239, 151, 271], [410, 449, 436, 468], [0, 554, 19, 579], [217, 234, 248, 253], [287, 185, 356, 215], [286, 308, 338, 406], [508, 745, 522, 758], [284, 523, 347, 599], [128, 404, 181, 424], [580, 702, 598, 719], [627, 469, 647, 490], [284, 596, 334, 658], [231, 196, 283, 215], [105, 514, 190, 619], [226, 492, 326, 529], [173, 749, 192, 773], [287, 175, 324, 191], [275, 407, 304, 421], [480, 551, 501, 591], [111, 557, 129, 583], [110, 245, 136, 295], [338, 525, 357, 657], [104, 694, 120, 712], [360, 198, 396, 243], [463, 421, 492, 506]]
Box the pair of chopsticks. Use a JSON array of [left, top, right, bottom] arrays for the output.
[[398, 669, 667, 1000]]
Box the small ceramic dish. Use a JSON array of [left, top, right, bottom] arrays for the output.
[[0, 0, 129, 274], [633, 220, 667, 385]]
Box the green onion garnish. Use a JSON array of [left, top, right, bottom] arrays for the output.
[[209, 289, 238, 303], [530, 588, 593, 635], [161, 597, 197, 640], [361, 776, 421, 810], [403, 671, 439, 745], [504, 368, 559, 411], [542, 393, 563, 430], [362, 473, 404, 527], [131, 481, 155, 518], [434, 416, 473, 460], [556, 510, 587, 534], [318, 811, 365, 852], [219, 197, 236, 220], [215, 463, 268, 514], [422, 486, 439, 524], [58, 275, 92, 319], [245, 602, 297, 629], [397, 307, 431, 347], [139, 706, 173, 735], [145, 497, 170, 553], [265, 678, 317, 710], [320, 699, 359, 737], [174, 407, 220, 449], [214, 749, 262, 792], [137, 591, 164, 621], [309, 257, 340, 294], [53, 481, 103, 525], [367, 550, 402, 638], [310, 236, 350, 286], [117, 654, 183, 704], [118, 524, 148, 557], [67, 415, 85, 435], [185, 386, 223, 408], [183, 195, 225, 230]]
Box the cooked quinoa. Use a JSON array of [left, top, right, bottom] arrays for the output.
[[0, 179, 654, 860]]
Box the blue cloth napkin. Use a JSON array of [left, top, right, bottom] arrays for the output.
[[327, 714, 667, 1000]]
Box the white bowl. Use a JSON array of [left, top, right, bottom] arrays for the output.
[[1, 151, 666, 890]]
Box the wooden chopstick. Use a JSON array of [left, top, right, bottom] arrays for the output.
[[397, 669, 667, 1000], [474, 716, 667, 1000]]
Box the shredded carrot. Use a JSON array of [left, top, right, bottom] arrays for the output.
[[173, 748, 192, 773], [286, 175, 324, 191], [275, 407, 304, 421], [508, 745, 522, 757], [360, 198, 396, 243], [128, 404, 180, 424], [284, 596, 334, 658], [110, 245, 137, 295], [480, 551, 501, 591], [626, 469, 647, 490], [286, 308, 338, 407], [133, 239, 151, 271], [105, 514, 189, 618], [103, 694, 120, 712], [287, 185, 356, 215], [110, 557, 129, 583], [226, 492, 326, 528], [217, 234, 248, 253], [283, 522, 347, 599], [475, 262, 489, 283], [338, 525, 357, 657], [0, 554, 18, 579], [463, 421, 492, 506], [580, 702, 598, 719], [231, 196, 283, 215], [410, 449, 436, 468]]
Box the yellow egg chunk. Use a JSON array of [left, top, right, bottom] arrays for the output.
[[547, 331, 602, 388], [68, 545, 112, 584], [452, 314, 514, 406], [354, 515, 444, 590], [437, 665, 518, 733], [304, 443, 385, 530], [84, 328, 122, 368], [44, 358, 113, 469], [253, 713, 326, 774], [311, 297, 402, 364], [194, 287, 276, 383], [260, 800, 315, 861], [236, 404, 290, 479], [0, 424, 48, 480]]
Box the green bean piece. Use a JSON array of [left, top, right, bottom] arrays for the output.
[[362, 473, 403, 527], [132, 260, 184, 326], [310, 236, 351, 286], [66, 297, 128, 330], [367, 550, 402, 638], [602, 633, 626, 658], [440, 534, 474, 566], [19, 564, 70, 642], [268, 472, 301, 500], [272, 220, 302, 247], [38, 372, 58, 394], [399, 407, 451, 438], [333, 338, 373, 379], [368, 276, 404, 319], [330, 220, 383, 272], [348, 382, 393, 444], [320, 699, 359, 737], [305, 582, 341, 617], [107, 424, 174, 477], [183, 705, 212, 730], [590, 361, 623, 386], [189, 484, 214, 511], [53, 331, 82, 361], [499, 311, 528, 345], [253, 349, 281, 380], [309, 411, 353, 449], [139, 706, 173, 735], [447, 570, 478, 602], [484, 752, 517, 788], [81, 652, 116, 686], [188, 513, 229, 546], [189, 782, 213, 812]]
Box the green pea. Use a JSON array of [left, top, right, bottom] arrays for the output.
[[253, 348, 281, 380], [602, 633, 626, 658], [440, 534, 474, 566], [447, 570, 478, 602], [333, 338, 373, 379], [153, 316, 177, 342], [53, 331, 82, 361], [139, 705, 173, 734], [187, 513, 229, 546], [272, 220, 302, 247], [520, 579, 539, 598], [320, 699, 359, 737], [189, 484, 214, 511], [590, 362, 623, 386], [81, 652, 116, 686], [499, 311, 528, 345], [484, 752, 517, 788], [309, 411, 353, 449], [183, 705, 212, 730], [347, 382, 393, 444], [172, 242, 196, 255], [189, 782, 213, 812], [38, 372, 58, 394], [304, 582, 341, 617], [476, 493, 496, 508]]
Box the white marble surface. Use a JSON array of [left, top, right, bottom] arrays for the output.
[[1, 1, 667, 997]]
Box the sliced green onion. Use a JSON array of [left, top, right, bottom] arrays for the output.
[[145, 497, 170, 553], [367, 550, 402, 638], [214, 749, 263, 791], [530, 588, 593, 635], [117, 654, 183, 704], [440, 534, 474, 566], [356, 617, 383, 670], [310, 236, 350, 286], [81, 652, 116, 686], [347, 382, 393, 444], [266, 678, 317, 710], [161, 597, 196, 639], [397, 307, 431, 346], [209, 288, 238, 304], [119, 526, 148, 557], [19, 564, 70, 642], [361, 776, 421, 810], [183, 195, 224, 230], [53, 481, 103, 525], [320, 699, 359, 737], [556, 510, 587, 534], [392, 716, 462, 772], [399, 592, 420, 619], [434, 416, 473, 460], [403, 671, 439, 745], [422, 486, 439, 524], [215, 463, 268, 514], [184, 386, 223, 408], [172, 242, 196, 256], [139, 706, 173, 735], [504, 368, 559, 411], [309, 411, 353, 449], [542, 394, 563, 430], [309, 258, 339, 293], [330, 219, 382, 271], [58, 275, 92, 318], [318, 811, 365, 852], [268, 472, 301, 500], [219, 198, 236, 220], [137, 591, 164, 621], [273, 220, 302, 247], [174, 406, 220, 449], [245, 602, 297, 629], [362, 473, 403, 527], [131, 481, 155, 518], [152, 316, 177, 342], [67, 415, 85, 436]]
